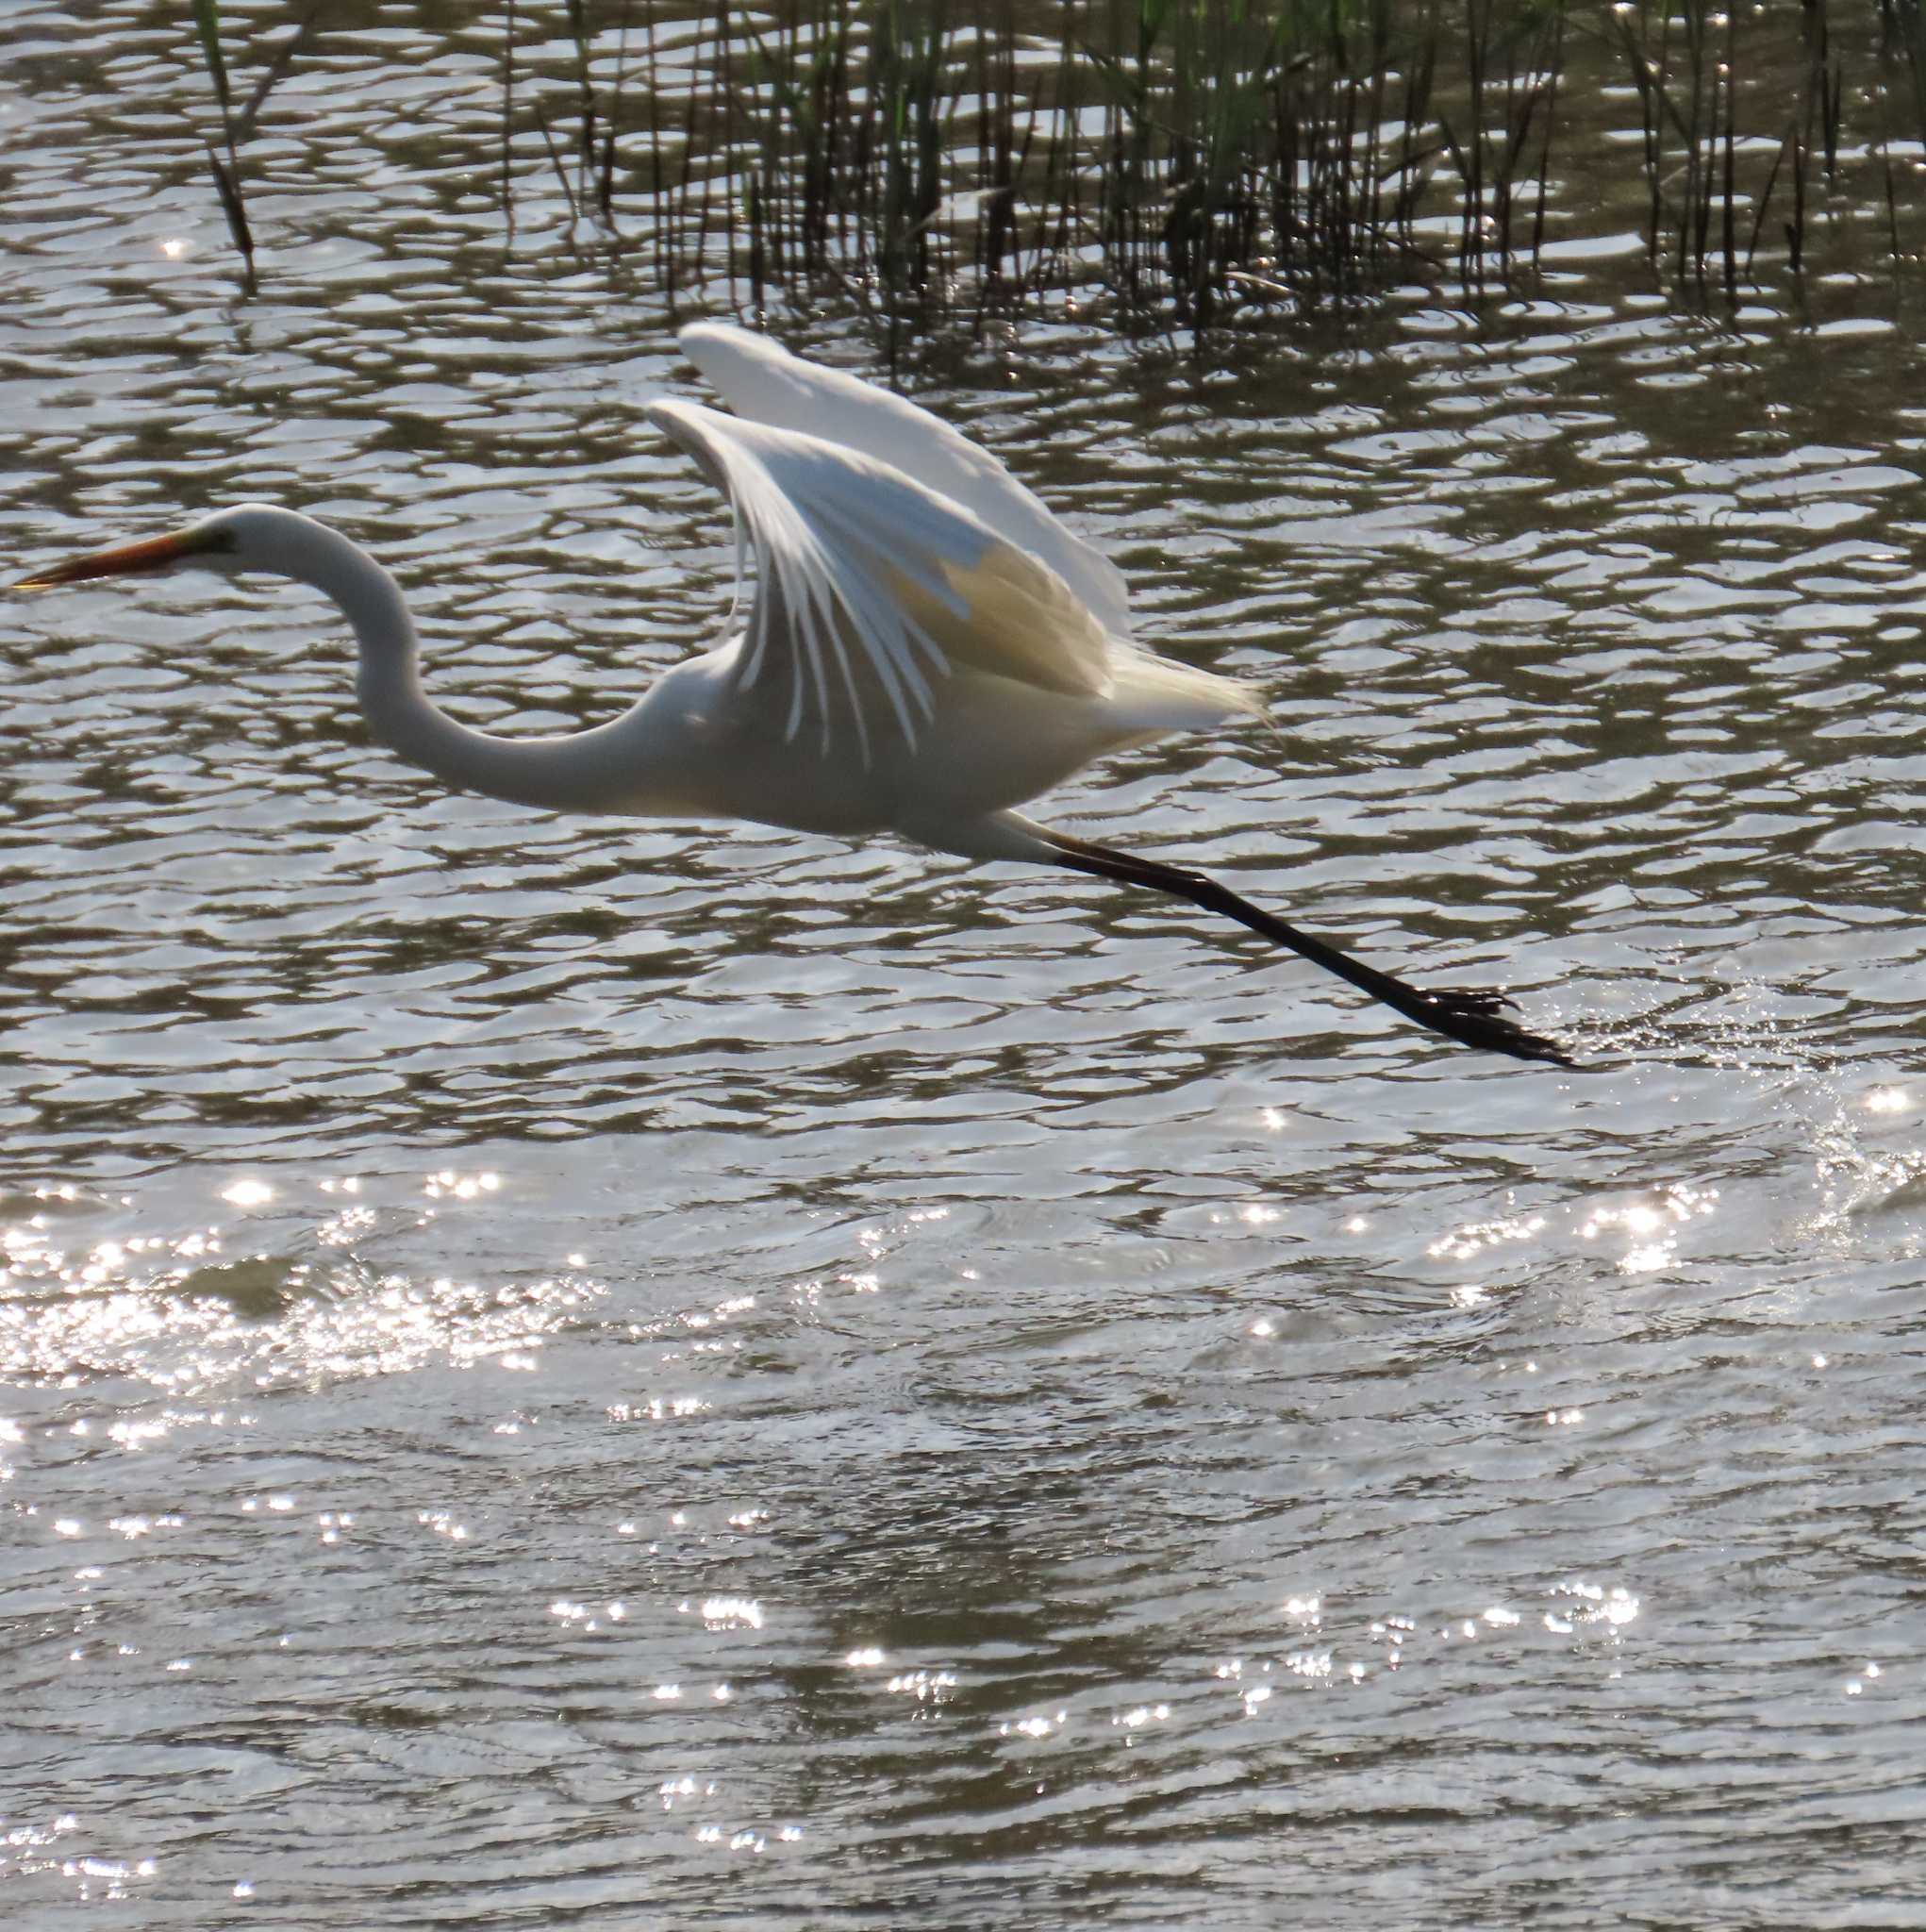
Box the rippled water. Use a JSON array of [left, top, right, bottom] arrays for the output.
[[5, 8, 1926, 1927]]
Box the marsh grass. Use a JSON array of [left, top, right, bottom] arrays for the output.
[[188, 1, 318, 290], [190, 0, 254, 288], [540, 0, 1920, 325], [207, 1, 1926, 325], [1615, 0, 1819, 291]]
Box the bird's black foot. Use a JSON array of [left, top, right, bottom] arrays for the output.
[[1413, 985, 1576, 1067], [1421, 984, 1518, 1019]]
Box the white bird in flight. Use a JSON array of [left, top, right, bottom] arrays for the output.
[[14, 323, 1570, 1066]]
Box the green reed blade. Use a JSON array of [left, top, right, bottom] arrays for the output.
[[191, 0, 234, 125]]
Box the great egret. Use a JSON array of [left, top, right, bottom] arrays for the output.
[[13, 323, 1570, 1066]]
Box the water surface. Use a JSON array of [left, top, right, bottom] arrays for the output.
[[3, 8, 1926, 1927]]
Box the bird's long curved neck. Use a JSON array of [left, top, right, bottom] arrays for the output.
[[281, 514, 638, 813]]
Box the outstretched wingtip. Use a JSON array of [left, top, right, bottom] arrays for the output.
[[677, 320, 785, 389], [678, 318, 755, 352]]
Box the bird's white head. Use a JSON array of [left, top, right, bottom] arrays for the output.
[[12, 503, 308, 591]]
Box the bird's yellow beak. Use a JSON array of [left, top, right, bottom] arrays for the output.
[[12, 525, 229, 591]]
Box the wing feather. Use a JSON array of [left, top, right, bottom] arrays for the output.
[[678, 321, 1135, 642], [646, 395, 1117, 761]]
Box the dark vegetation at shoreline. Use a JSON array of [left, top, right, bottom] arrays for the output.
[[191, 1, 1926, 329]]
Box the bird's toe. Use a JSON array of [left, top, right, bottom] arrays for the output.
[[1417, 985, 1573, 1067], [1420, 985, 1519, 1021]]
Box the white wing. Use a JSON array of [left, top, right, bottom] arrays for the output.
[[677, 322, 1134, 641], [645, 397, 1121, 766]]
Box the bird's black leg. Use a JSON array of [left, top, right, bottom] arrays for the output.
[[1033, 827, 1575, 1067]]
